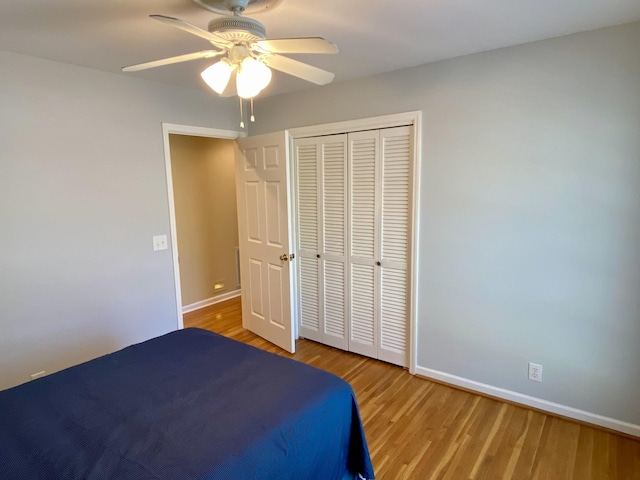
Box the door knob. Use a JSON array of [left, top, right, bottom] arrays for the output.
[[280, 254, 289, 261]]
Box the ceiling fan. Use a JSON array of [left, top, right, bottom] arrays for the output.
[[122, 0, 338, 100]]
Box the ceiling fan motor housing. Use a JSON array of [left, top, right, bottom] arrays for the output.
[[208, 16, 267, 42], [194, 0, 282, 15]]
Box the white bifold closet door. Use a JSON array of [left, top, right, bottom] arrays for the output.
[[349, 127, 411, 367], [296, 135, 349, 350], [295, 126, 412, 367]]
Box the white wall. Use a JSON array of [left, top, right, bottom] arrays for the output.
[[251, 22, 640, 428], [0, 51, 240, 390]]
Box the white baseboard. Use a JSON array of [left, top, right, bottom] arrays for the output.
[[415, 365, 640, 438], [182, 289, 241, 314]]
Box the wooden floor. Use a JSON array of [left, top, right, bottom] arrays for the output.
[[184, 297, 640, 480]]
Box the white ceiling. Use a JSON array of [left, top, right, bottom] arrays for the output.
[[2, 0, 640, 97]]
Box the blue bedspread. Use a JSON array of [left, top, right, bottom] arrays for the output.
[[0, 328, 374, 480]]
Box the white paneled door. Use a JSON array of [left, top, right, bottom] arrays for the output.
[[236, 132, 295, 353]]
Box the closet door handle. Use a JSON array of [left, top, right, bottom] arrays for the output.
[[376, 261, 381, 266], [317, 254, 321, 259]]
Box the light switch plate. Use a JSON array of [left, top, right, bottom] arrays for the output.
[[153, 235, 168, 251]]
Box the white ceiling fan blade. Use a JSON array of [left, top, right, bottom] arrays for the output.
[[122, 50, 223, 72], [150, 14, 232, 49], [254, 38, 338, 55], [263, 54, 335, 85]]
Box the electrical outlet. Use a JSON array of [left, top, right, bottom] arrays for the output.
[[528, 362, 543, 382], [30, 370, 46, 381]]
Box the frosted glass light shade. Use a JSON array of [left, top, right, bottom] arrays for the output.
[[201, 59, 234, 94], [236, 57, 272, 99]]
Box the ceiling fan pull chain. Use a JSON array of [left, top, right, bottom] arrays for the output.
[[250, 98, 256, 122], [239, 97, 245, 128]]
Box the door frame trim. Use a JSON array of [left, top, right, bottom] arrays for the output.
[[288, 111, 422, 374], [161, 123, 245, 330]]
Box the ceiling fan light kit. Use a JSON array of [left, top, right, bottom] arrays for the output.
[[236, 56, 272, 98], [200, 45, 268, 95], [201, 58, 234, 94], [122, 0, 337, 126], [198, 18, 272, 100]]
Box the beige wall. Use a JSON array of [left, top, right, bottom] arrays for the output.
[[169, 135, 239, 307]]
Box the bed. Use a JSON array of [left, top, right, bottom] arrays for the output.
[[0, 328, 374, 479]]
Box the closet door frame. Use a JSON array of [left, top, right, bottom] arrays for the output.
[[289, 111, 422, 374]]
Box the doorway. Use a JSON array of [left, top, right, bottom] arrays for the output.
[[162, 123, 244, 328]]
